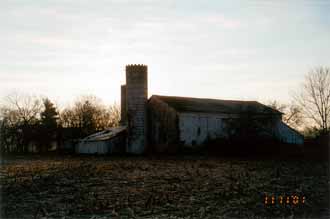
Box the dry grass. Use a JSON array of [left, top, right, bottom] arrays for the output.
[[0, 155, 329, 219]]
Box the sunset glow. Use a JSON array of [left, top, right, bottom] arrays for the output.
[[1, 0, 329, 107]]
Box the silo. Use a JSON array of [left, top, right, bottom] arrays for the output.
[[120, 84, 127, 125], [126, 64, 148, 154]]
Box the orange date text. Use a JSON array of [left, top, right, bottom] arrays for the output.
[[264, 194, 305, 206]]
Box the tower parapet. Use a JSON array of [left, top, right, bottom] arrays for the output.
[[126, 64, 148, 154]]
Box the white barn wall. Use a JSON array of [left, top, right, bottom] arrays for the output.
[[275, 121, 304, 145], [76, 141, 108, 154], [178, 112, 236, 146], [75, 129, 126, 154], [178, 112, 304, 146]]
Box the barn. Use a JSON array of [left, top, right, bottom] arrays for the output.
[[76, 126, 126, 154], [77, 64, 304, 154], [147, 95, 303, 152]]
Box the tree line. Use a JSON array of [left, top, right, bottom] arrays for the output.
[[0, 66, 329, 154], [0, 94, 120, 154]]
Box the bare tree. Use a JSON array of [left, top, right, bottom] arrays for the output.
[[267, 100, 303, 130], [2, 93, 42, 125], [107, 103, 121, 127], [294, 67, 330, 133], [59, 95, 121, 136], [0, 93, 42, 153]]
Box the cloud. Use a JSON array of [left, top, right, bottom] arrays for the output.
[[203, 14, 242, 29], [0, 0, 329, 105]]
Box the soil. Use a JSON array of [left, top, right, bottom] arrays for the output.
[[0, 155, 329, 218]]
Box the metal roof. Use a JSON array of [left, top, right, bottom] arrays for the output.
[[81, 126, 127, 142], [151, 95, 282, 115]]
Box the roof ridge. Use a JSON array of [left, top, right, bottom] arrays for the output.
[[151, 94, 258, 103], [151, 95, 282, 115]]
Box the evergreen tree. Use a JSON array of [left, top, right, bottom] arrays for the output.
[[39, 98, 59, 152]]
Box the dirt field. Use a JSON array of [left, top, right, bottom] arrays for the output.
[[0, 155, 329, 219]]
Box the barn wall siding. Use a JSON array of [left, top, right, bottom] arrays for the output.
[[76, 134, 126, 154], [148, 97, 179, 152], [76, 141, 108, 154], [178, 112, 235, 146], [275, 121, 304, 145], [178, 112, 301, 147]]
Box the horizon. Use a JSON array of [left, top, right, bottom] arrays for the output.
[[1, 0, 330, 108]]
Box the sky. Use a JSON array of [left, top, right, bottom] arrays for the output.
[[1, 0, 329, 108]]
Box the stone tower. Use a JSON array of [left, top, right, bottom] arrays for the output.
[[120, 85, 127, 125], [126, 64, 148, 154]]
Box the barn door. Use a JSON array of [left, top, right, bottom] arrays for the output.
[[197, 116, 208, 144]]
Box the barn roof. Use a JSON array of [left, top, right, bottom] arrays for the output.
[[81, 126, 127, 142], [151, 95, 282, 115]]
